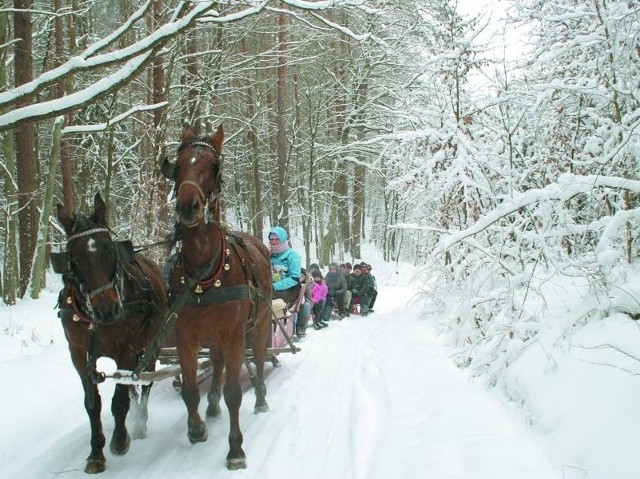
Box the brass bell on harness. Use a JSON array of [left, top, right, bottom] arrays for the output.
[[224, 263, 230, 271], [214, 279, 222, 287], [72, 314, 80, 322], [195, 284, 203, 294], [66, 296, 73, 305]]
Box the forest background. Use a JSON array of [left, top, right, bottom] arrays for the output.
[[2, 0, 640, 452]]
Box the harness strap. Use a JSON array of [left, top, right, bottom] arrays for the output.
[[177, 180, 207, 205], [131, 282, 259, 380], [67, 227, 110, 243], [58, 300, 155, 322], [186, 284, 255, 305], [86, 275, 119, 300]]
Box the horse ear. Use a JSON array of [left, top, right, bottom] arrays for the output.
[[56, 203, 74, 233], [161, 157, 177, 180], [181, 125, 195, 143], [209, 124, 224, 153], [92, 193, 108, 226]]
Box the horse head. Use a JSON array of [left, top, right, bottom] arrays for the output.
[[162, 125, 224, 227], [54, 193, 133, 324]]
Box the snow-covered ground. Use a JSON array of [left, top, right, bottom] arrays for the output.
[[3, 247, 640, 478], [0, 268, 560, 479]]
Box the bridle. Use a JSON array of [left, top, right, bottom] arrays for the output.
[[173, 140, 224, 225], [66, 226, 125, 320]]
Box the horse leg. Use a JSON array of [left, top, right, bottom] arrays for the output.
[[128, 384, 151, 439], [179, 345, 207, 443], [223, 350, 246, 470], [70, 345, 106, 474], [249, 325, 269, 413], [82, 379, 106, 474], [110, 383, 131, 455], [206, 349, 224, 418]]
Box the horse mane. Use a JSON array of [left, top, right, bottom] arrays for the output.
[[166, 222, 182, 255], [72, 216, 98, 233]]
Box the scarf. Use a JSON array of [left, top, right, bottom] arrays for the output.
[[269, 241, 289, 255]]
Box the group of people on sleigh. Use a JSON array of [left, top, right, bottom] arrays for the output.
[[268, 226, 377, 339]]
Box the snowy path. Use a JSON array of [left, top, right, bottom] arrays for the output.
[[1, 286, 559, 478]]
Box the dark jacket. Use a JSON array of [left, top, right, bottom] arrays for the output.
[[346, 272, 371, 296], [324, 271, 348, 295]]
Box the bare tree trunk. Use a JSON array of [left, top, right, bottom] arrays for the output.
[[59, 0, 78, 211], [351, 166, 364, 259], [186, 31, 201, 134], [0, 9, 18, 305], [150, 0, 170, 246], [350, 59, 370, 259], [275, 8, 289, 229], [1, 132, 18, 305], [240, 36, 263, 239], [292, 69, 312, 264], [31, 118, 63, 298], [14, 0, 39, 298]]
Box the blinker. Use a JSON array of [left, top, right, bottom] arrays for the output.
[[51, 252, 70, 274]]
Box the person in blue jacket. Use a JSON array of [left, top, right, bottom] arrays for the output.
[[268, 226, 302, 302]]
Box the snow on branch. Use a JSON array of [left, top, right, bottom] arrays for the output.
[[0, 1, 216, 116], [61, 102, 168, 134], [434, 173, 640, 255], [0, 52, 154, 131]]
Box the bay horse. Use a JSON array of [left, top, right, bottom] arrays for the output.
[[52, 193, 167, 474], [161, 125, 272, 470]]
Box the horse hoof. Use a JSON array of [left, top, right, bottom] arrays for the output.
[[84, 457, 106, 474], [254, 403, 269, 414], [206, 403, 221, 417], [226, 457, 247, 470], [188, 424, 208, 444], [131, 424, 147, 440], [110, 432, 131, 455]]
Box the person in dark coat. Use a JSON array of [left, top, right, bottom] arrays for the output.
[[346, 263, 372, 316], [339, 263, 352, 316], [363, 263, 377, 312], [322, 262, 349, 320]]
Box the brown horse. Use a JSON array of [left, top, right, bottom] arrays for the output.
[[53, 193, 167, 474], [161, 125, 272, 470]]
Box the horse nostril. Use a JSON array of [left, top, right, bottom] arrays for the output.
[[176, 198, 199, 216]]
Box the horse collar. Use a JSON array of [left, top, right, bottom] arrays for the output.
[[63, 288, 92, 325], [181, 234, 231, 292]]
